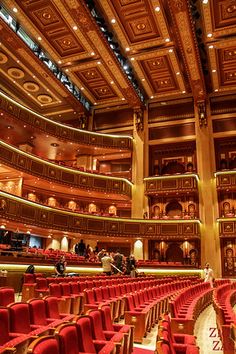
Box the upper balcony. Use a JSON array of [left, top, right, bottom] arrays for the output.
[[215, 170, 236, 192], [0, 190, 201, 240], [0, 140, 132, 198], [144, 174, 199, 196], [0, 91, 132, 151]]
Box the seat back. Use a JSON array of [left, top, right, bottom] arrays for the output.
[[49, 284, 62, 298], [76, 317, 96, 353], [88, 310, 106, 340], [0, 287, 15, 307], [55, 323, 78, 354], [60, 283, 71, 296], [27, 335, 59, 354], [0, 307, 10, 345], [8, 302, 31, 333], [100, 305, 114, 332], [44, 296, 60, 319], [24, 273, 35, 284], [28, 299, 47, 325]]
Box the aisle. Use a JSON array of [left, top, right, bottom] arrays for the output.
[[194, 305, 223, 354]]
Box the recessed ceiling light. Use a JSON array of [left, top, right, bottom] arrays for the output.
[[155, 6, 160, 12], [111, 19, 116, 24], [208, 45, 214, 49], [202, 0, 208, 4], [121, 98, 125, 100], [169, 49, 173, 53], [73, 25, 78, 30], [182, 90, 186, 93], [142, 78, 145, 81], [91, 52, 95, 56], [94, 102, 97, 105], [131, 57, 135, 61], [212, 69, 216, 73], [176, 72, 180, 75], [97, 61, 101, 65], [65, 69, 69, 72], [214, 89, 218, 92], [125, 47, 130, 52], [81, 87, 84, 90], [38, 36, 42, 41], [150, 96, 154, 99], [165, 38, 170, 42], [13, 7, 18, 13], [58, 60, 62, 64], [110, 81, 114, 84], [207, 33, 213, 38]]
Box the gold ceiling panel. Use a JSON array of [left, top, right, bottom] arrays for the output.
[[96, 0, 170, 51], [131, 49, 186, 98]]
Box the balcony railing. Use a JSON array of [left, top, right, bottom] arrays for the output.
[[218, 218, 236, 237], [0, 91, 132, 150], [215, 170, 236, 191], [144, 174, 199, 195], [0, 191, 201, 239], [0, 141, 132, 197]]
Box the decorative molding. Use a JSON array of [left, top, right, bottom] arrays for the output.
[[0, 141, 132, 197], [0, 91, 132, 150], [197, 101, 207, 127], [0, 191, 200, 239], [144, 174, 199, 195]]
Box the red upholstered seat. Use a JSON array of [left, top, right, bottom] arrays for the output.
[[55, 323, 80, 354], [35, 278, 49, 298], [87, 309, 124, 353], [43, 296, 74, 322], [27, 335, 59, 354], [49, 284, 71, 314], [100, 305, 133, 354], [76, 316, 115, 354], [0, 287, 15, 307]]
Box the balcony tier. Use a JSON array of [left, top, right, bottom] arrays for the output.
[[215, 171, 236, 191], [0, 141, 132, 197], [144, 174, 199, 195], [0, 191, 200, 239], [0, 91, 132, 150]]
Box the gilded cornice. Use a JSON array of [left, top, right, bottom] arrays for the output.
[[167, 0, 206, 101]]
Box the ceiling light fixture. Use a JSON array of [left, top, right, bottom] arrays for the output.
[[111, 19, 116, 24], [169, 49, 173, 53], [38, 36, 42, 41], [155, 6, 160, 12], [207, 33, 213, 38], [165, 38, 170, 42], [125, 47, 130, 52], [73, 26, 78, 30], [208, 45, 214, 49], [13, 7, 18, 13], [212, 69, 216, 73]]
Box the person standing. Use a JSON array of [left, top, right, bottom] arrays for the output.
[[78, 239, 86, 256], [101, 252, 113, 275], [55, 256, 67, 276], [113, 249, 123, 274], [203, 262, 214, 288]]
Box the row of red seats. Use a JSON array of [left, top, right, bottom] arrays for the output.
[[156, 313, 199, 354], [213, 281, 236, 354], [0, 297, 132, 354], [169, 282, 213, 335], [124, 280, 195, 343]]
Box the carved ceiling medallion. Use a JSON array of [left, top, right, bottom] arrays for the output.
[[23, 82, 40, 92], [0, 52, 8, 64], [37, 94, 53, 103], [7, 67, 25, 79]]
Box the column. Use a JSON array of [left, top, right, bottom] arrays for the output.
[[61, 235, 69, 252], [131, 108, 149, 218], [195, 101, 221, 277]]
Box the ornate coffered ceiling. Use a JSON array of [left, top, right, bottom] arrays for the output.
[[0, 0, 236, 120]]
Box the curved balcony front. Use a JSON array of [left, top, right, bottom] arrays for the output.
[[215, 170, 236, 192], [0, 141, 132, 197], [0, 191, 201, 239], [0, 91, 132, 150], [144, 174, 199, 195]]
